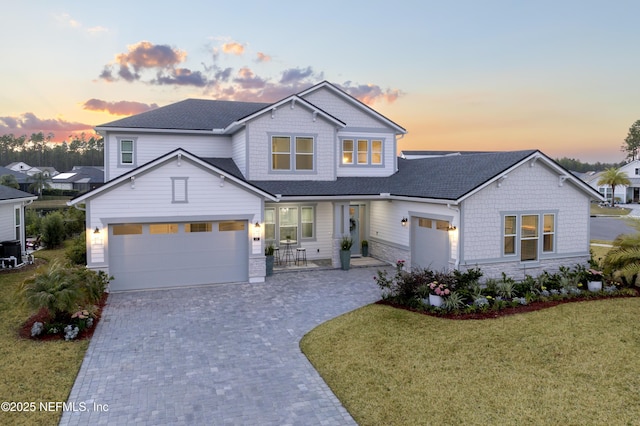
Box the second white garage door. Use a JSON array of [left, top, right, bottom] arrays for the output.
[[109, 220, 248, 291]]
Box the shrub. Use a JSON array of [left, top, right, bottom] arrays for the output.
[[65, 231, 87, 265], [40, 211, 66, 248]]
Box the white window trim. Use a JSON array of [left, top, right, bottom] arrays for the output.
[[117, 137, 137, 167]]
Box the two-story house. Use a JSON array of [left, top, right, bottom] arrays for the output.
[[68, 81, 602, 291]]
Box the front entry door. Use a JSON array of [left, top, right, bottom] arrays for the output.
[[350, 206, 360, 256]]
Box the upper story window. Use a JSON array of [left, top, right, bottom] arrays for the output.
[[118, 138, 136, 166], [341, 138, 383, 166], [271, 135, 315, 172]]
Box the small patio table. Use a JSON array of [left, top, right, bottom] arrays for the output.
[[279, 240, 297, 265]]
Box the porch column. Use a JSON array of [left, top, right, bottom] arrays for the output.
[[332, 202, 350, 268]]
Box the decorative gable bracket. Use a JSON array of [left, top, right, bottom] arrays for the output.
[[497, 175, 508, 188], [558, 175, 569, 187]]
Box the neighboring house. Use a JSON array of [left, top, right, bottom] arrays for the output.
[[0, 185, 37, 256], [50, 166, 104, 193], [68, 81, 603, 291], [582, 160, 640, 203], [5, 162, 50, 177], [0, 166, 31, 192]]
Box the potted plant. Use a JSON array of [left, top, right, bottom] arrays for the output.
[[428, 280, 450, 307], [587, 269, 603, 292], [340, 236, 353, 270], [265, 243, 275, 276], [361, 240, 369, 257]]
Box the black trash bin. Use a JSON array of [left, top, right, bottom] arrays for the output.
[[1, 240, 22, 260]]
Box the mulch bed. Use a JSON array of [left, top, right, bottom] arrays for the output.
[[18, 292, 108, 341], [377, 290, 639, 320]]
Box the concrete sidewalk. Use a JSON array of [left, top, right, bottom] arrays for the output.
[[60, 266, 386, 425]]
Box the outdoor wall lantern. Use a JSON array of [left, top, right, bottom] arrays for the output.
[[94, 227, 100, 234], [92, 226, 102, 246], [253, 222, 261, 241], [447, 224, 457, 231], [401, 217, 408, 227]]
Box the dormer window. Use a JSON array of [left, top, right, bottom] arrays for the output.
[[341, 138, 383, 166]]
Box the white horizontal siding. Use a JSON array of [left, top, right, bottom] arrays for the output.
[[231, 129, 247, 177], [105, 132, 232, 180], [0, 204, 15, 241], [369, 200, 455, 248]]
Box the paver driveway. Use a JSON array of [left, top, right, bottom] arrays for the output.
[[60, 266, 385, 425]]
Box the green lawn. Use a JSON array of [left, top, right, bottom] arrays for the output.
[[301, 300, 640, 426], [0, 248, 88, 426], [590, 203, 631, 216]]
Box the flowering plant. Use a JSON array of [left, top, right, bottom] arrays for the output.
[[428, 280, 450, 296], [588, 269, 603, 282]]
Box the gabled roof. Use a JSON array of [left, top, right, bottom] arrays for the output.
[[96, 99, 270, 132], [68, 149, 277, 206], [95, 81, 403, 135], [0, 185, 37, 202], [298, 81, 407, 135]]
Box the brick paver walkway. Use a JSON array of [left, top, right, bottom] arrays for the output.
[[60, 266, 385, 425]]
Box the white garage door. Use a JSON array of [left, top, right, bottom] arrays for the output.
[[109, 220, 248, 291], [411, 217, 450, 271]]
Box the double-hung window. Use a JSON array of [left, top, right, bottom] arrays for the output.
[[118, 138, 136, 166], [503, 213, 556, 261], [271, 135, 314, 171]]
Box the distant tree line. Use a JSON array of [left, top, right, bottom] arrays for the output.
[[554, 157, 625, 173], [0, 132, 103, 172]]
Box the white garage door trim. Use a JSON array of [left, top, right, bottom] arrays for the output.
[[108, 220, 248, 291]]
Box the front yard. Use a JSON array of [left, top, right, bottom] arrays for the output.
[[0, 248, 88, 426], [301, 300, 640, 425]]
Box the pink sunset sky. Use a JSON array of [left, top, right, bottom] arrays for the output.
[[1, 1, 639, 163]]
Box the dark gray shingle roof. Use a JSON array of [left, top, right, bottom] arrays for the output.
[[97, 99, 271, 131], [247, 150, 537, 200], [0, 185, 35, 201]]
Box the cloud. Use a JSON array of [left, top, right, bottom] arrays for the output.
[[256, 52, 271, 63], [100, 41, 210, 87], [338, 82, 404, 105], [54, 13, 108, 35], [97, 40, 403, 106], [83, 99, 159, 115], [234, 67, 267, 89], [222, 42, 244, 55], [0, 113, 92, 140]]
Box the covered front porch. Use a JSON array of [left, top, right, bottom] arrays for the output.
[[272, 255, 387, 273]]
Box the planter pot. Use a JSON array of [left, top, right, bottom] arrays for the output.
[[362, 246, 369, 257], [340, 250, 351, 270], [429, 294, 444, 307], [266, 255, 274, 276], [588, 281, 602, 292]]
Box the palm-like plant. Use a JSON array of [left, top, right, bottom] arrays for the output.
[[602, 233, 640, 288], [597, 167, 630, 206], [27, 172, 51, 198], [21, 260, 83, 320], [0, 174, 19, 189]]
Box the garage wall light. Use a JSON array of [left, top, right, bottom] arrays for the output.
[[447, 224, 457, 231], [94, 227, 100, 234], [253, 222, 261, 241], [401, 217, 408, 227]]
